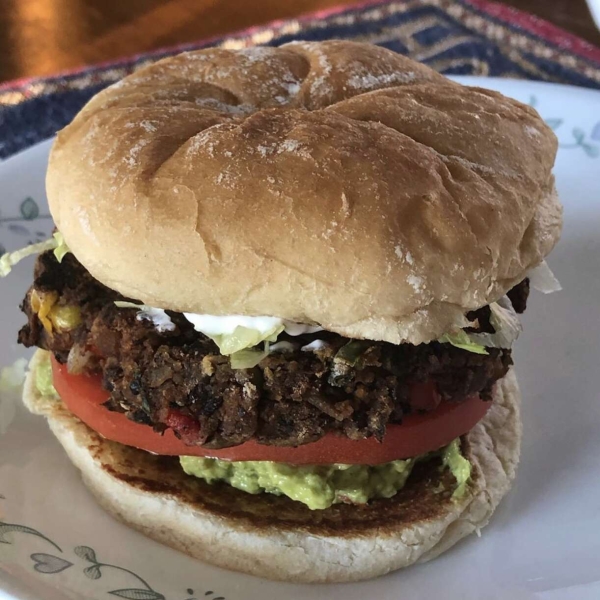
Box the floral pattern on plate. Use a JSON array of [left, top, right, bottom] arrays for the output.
[[0, 495, 225, 600], [0, 197, 53, 256], [529, 95, 599, 158]]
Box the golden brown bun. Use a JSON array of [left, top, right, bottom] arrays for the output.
[[47, 41, 562, 344], [24, 349, 521, 583]]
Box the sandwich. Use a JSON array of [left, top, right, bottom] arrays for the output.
[[1, 41, 563, 583]]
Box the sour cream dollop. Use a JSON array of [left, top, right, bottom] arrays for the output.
[[115, 301, 323, 344], [182, 314, 322, 337], [138, 308, 176, 333], [301, 339, 329, 352]]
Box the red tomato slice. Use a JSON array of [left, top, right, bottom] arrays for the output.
[[51, 357, 490, 465]]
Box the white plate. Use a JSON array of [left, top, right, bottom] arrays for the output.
[[1, 77, 599, 600], [586, 0, 600, 31]]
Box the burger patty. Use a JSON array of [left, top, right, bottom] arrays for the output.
[[18, 251, 527, 448]]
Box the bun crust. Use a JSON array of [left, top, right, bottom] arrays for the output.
[[47, 41, 561, 344], [24, 349, 521, 583]]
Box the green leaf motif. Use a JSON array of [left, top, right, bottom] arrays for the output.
[[572, 128, 585, 143], [8, 223, 29, 236], [0, 509, 222, 600], [0, 522, 62, 552], [84, 565, 102, 580], [20, 197, 40, 221], [30, 553, 73, 574], [109, 589, 165, 600], [584, 144, 599, 158], [74, 545, 97, 562]]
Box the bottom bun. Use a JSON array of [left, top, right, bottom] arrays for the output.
[[23, 349, 521, 583]]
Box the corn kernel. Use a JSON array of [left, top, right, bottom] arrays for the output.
[[49, 305, 82, 331], [31, 290, 58, 333]]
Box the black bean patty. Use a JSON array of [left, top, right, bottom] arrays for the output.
[[18, 251, 527, 448]]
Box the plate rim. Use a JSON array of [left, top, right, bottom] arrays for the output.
[[1, 76, 600, 168], [1, 73, 600, 600]]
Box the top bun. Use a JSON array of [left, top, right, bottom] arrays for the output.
[[47, 41, 562, 345]]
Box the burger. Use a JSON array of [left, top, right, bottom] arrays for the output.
[[1, 41, 562, 583]]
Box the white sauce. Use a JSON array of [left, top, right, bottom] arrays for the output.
[[137, 308, 175, 333], [183, 313, 282, 335], [118, 301, 323, 343], [301, 339, 328, 352], [183, 313, 322, 337], [270, 341, 297, 353]]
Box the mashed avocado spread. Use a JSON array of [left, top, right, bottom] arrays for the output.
[[34, 351, 471, 510], [181, 440, 471, 510]]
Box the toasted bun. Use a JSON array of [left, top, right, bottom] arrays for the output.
[[24, 349, 521, 583], [46, 41, 561, 344]]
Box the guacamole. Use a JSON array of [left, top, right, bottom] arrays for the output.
[[442, 438, 471, 498], [181, 439, 471, 510], [35, 351, 59, 399]]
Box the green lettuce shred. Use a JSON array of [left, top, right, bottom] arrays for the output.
[[439, 296, 523, 354], [467, 298, 521, 349], [438, 330, 488, 355], [0, 232, 70, 278], [114, 301, 144, 309], [208, 325, 284, 355], [52, 232, 70, 263], [230, 345, 270, 369]]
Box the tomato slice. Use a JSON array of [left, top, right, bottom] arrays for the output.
[[51, 357, 490, 465]]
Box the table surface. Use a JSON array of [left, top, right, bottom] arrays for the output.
[[1, 0, 599, 84]]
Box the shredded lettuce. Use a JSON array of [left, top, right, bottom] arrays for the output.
[[438, 330, 488, 355], [0, 232, 69, 278], [208, 325, 283, 355], [528, 260, 562, 294], [52, 232, 70, 263], [468, 297, 522, 349], [114, 301, 143, 309], [439, 295, 522, 353], [230, 345, 270, 369]]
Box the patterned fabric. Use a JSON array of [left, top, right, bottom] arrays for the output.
[[1, 0, 599, 160]]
